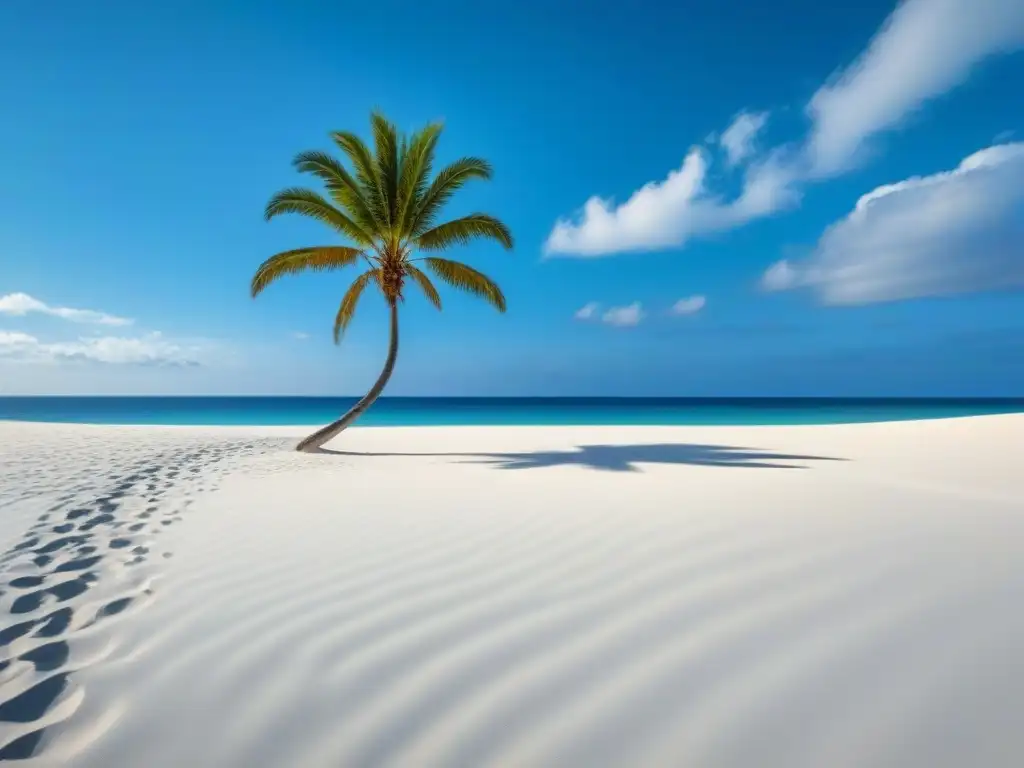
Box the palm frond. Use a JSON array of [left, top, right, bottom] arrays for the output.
[[405, 264, 442, 310], [409, 157, 493, 236], [333, 269, 380, 343], [416, 213, 514, 252], [251, 247, 363, 297], [330, 130, 387, 228], [423, 257, 505, 312], [265, 188, 373, 246], [292, 150, 378, 233], [397, 123, 442, 234], [370, 111, 400, 229]]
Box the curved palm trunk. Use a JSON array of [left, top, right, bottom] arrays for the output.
[[295, 302, 399, 453]]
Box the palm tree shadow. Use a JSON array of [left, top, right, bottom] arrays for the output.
[[315, 443, 846, 472]]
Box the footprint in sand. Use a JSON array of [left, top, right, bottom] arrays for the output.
[[1, 435, 284, 760]]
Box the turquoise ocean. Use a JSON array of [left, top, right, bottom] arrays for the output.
[[1, 397, 1023, 426]]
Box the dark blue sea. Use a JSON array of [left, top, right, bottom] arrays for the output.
[[1, 397, 1022, 426]]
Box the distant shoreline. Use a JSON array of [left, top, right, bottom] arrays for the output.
[[2, 395, 1022, 401], [1, 395, 1023, 427], [0, 413, 1020, 430]]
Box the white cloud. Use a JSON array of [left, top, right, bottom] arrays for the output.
[[760, 259, 803, 292], [574, 302, 600, 320], [0, 292, 133, 326], [0, 331, 203, 366], [669, 295, 707, 315], [806, 0, 1024, 176], [764, 142, 1024, 304], [544, 0, 1024, 257], [602, 302, 644, 327], [545, 148, 800, 256], [720, 111, 769, 166], [292, 331, 310, 340], [0, 330, 38, 348]]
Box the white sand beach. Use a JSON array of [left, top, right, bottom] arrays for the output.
[[1, 416, 1023, 767]]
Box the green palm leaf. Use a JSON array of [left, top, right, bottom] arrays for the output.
[[397, 123, 443, 233], [251, 246, 363, 297], [417, 213, 514, 251], [405, 264, 442, 310], [292, 150, 378, 233], [265, 188, 373, 246], [409, 157, 493, 236], [423, 257, 505, 312], [330, 130, 387, 228], [333, 269, 380, 343], [371, 111, 400, 229]]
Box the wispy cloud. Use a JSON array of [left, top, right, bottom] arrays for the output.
[[574, 301, 645, 326], [720, 111, 769, 167], [0, 331, 38, 348], [576, 298, 704, 323], [669, 295, 707, 315], [762, 142, 1024, 304], [292, 331, 310, 340], [602, 303, 645, 327], [806, 0, 1024, 176], [0, 331, 204, 366], [545, 0, 1024, 257], [0, 291, 209, 366], [0, 292, 133, 326], [760, 260, 802, 292]]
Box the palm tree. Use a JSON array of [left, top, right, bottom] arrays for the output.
[[251, 112, 513, 453]]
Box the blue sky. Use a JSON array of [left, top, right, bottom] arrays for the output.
[[1, 0, 1023, 396]]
